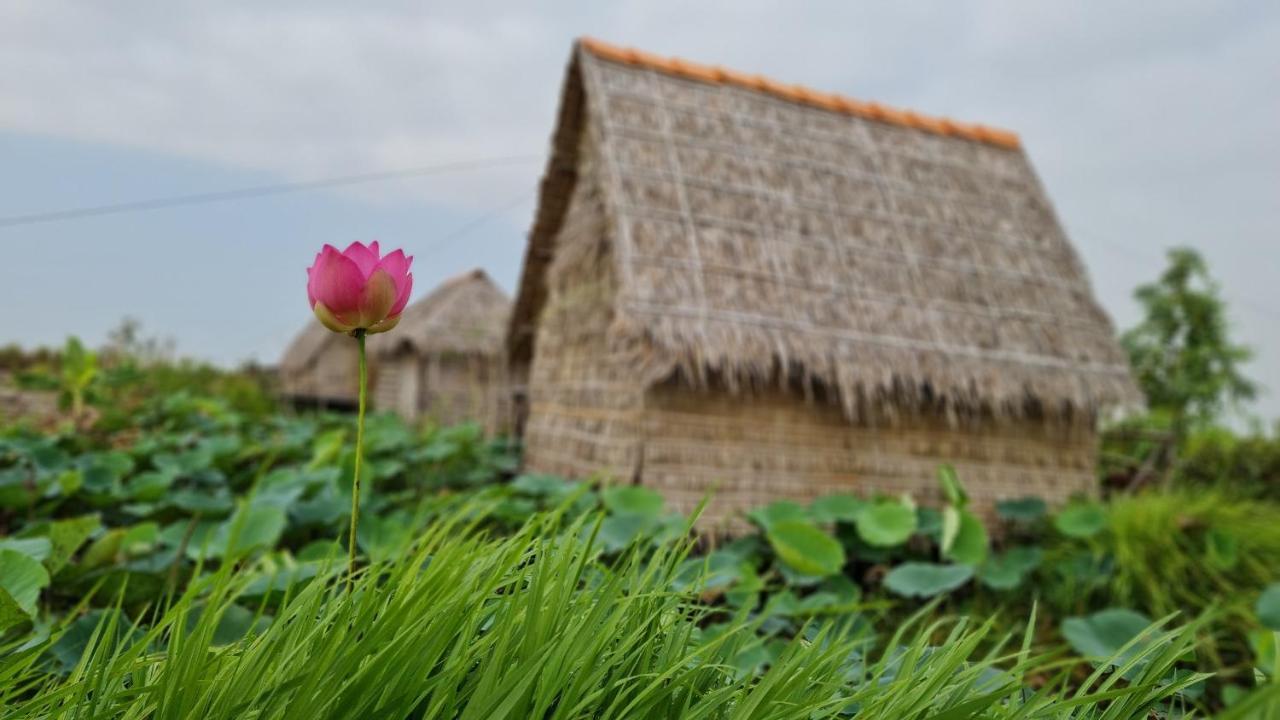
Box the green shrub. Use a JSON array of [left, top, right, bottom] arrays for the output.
[[1178, 425, 1280, 501], [1096, 489, 1280, 616], [1100, 414, 1280, 501], [1033, 488, 1280, 699]]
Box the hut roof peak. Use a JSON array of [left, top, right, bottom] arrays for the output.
[[578, 37, 1020, 149], [374, 268, 511, 358]]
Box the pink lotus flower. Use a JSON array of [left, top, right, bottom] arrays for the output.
[[306, 241, 413, 335]]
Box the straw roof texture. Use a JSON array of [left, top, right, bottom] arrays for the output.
[[280, 321, 337, 377], [509, 39, 1140, 422], [375, 268, 511, 359]]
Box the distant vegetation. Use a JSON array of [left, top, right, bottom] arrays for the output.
[[1102, 247, 1278, 504], [2, 318, 277, 422]]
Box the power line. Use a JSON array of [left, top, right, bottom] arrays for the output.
[[0, 155, 544, 229], [420, 190, 537, 254], [240, 189, 538, 354]]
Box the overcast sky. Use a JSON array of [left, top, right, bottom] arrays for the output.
[[1, 1, 1277, 421]]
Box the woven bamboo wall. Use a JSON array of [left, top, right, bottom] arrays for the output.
[[371, 358, 397, 414], [521, 130, 648, 481], [420, 354, 512, 434], [371, 354, 416, 419], [372, 352, 512, 434], [640, 384, 1097, 529]]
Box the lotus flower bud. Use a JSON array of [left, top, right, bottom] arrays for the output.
[[306, 241, 413, 335]]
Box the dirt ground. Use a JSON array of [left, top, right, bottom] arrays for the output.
[[0, 373, 61, 426]]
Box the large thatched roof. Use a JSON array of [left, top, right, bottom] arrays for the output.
[[509, 38, 1141, 420], [374, 268, 510, 359]]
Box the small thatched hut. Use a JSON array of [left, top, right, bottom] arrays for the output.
[[280, 269, 513, 431], [372, 269, 513, 433], [279, 322, 369, 411], [508, 38, 1141, 526]]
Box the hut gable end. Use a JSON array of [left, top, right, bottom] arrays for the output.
[[509, 39, 1141, 421]]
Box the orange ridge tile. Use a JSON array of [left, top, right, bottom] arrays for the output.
[[669, 57, 720, 84], [577, 36, 1021, 150], [862, 102, 888, 121]]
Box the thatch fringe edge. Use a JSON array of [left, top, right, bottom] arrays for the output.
[[608, 309, 1141, 425]]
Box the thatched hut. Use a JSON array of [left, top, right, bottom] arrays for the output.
[[508, 38, 1141, 526], [279, 322, 368, 411], [280, 269, 513, 431], [371, 269, 513, 433]]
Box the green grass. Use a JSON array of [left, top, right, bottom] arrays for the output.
[[3, 507, 855, 718], [0, 501, 1239, 719], [1100, 489, 1280, 616]]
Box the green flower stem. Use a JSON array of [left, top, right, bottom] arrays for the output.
[[348, 329, 367, 586]]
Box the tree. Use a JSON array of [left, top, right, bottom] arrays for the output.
[[1121, 247, 1256, 440], [102, 317, 175, 366]]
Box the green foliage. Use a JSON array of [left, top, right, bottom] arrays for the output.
[[807, 493, 865, 523], [1100, 414, 1280, 504], [1122, 247, 1256, 433], [600, 484, 664, 517], [9, 331, 276, 427], [1177, 423, 1280, 501], [843, 613, 1207, 719], [996, 496, 1047, 522], [0, 343, 59, 374], [57, 337, 97, 417], [883, 562, 973, 598], [765, 520, 845, 577], [1054, 501, 1108, 538], [0, 383, 521, 633], [0, 550, 49, 621], [6, 360, 1279, 712], [977, 547, 1042, 591], [746, 499, 808, 529], [510, 473, 574, 499], [595, 485, 683, 553], [942, 509, 988, 566], [205, 504, 288, 560], [412, 421, 518, 487], [0, 511, 854, 718], [1097, 489, 1280, 616], [935, 465, 988, 567], [855, 498, 918, 547], [937, 463, 967, 505], [0, 505, 1213, 718], [1255, 584, 1280, 632], [1061, 608, 1156, 668]]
